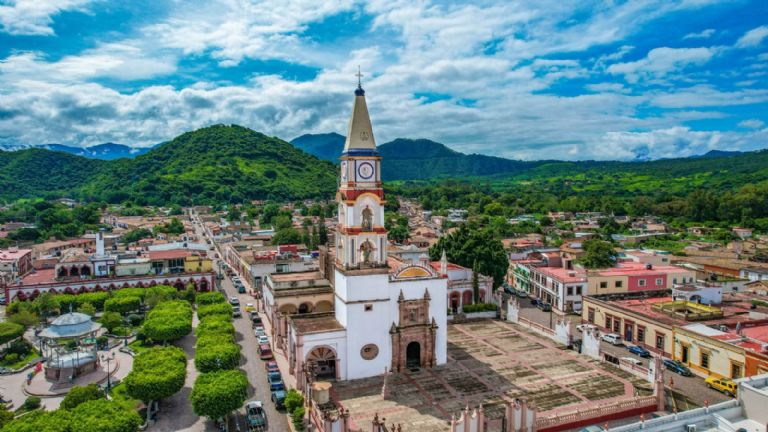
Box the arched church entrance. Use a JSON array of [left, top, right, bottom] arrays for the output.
[[307, 346, 336, 380], [406, 342, 421, 369]]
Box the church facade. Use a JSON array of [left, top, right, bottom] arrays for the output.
[[283, 82, 448, 384]]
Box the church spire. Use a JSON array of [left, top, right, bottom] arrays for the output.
[[343, 67, 377, 155]]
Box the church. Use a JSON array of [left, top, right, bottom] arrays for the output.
[[263, 79, 448, 384]]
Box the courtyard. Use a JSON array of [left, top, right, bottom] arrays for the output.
[[332, 319, 651, 432]]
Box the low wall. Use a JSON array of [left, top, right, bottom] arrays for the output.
[[536, 396, 659, 432]]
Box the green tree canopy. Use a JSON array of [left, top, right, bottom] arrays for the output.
[[61, 384, 103, 410], [104, 296, 141, 315], [124, 346, 186, 405], [0, 410, 72, 432], [0, 322, 25, 345], [196, 302, 233, 320], [99, 312, 122, 333], [141, 301, 192, 343], [190, 370, 248, 420], [429, 225, 508, 287], [580, 239, 618, 269], [69, 399, 142, 432], [271, 227, 302, 245], [195, 291, 226, 305]]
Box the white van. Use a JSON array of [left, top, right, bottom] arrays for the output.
[[601, 333, 623, 345]]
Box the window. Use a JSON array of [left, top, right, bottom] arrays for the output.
[[638, 279, 646, 287], [567, 286, 573, 296], [605, 315, 612, 329], [613, 319, 620, 333], [673, 278, 677, 284], [588, 308, 595, 324], [701, 352, 710, 369], [655, 333, 665, 350], [364, 304, 373, 312], [731, 362, 742, 379], [637, 326, 645, 343], [600, 281, 608, 289], [276, 263, 289, 273], [656, 278, 663, 286], [615, 281, 623, 288], [575, 286, 582, 295]]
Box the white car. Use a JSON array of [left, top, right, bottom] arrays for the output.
[[620, 357, 643, 366], [601, 333, 623, 346], [254, 327, 266, 337], [576, 324, 596, 332], [257, 335, 269, 345]]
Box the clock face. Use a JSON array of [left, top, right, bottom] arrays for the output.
[[357, 161, 374, 180], [340, 161, 348, 181]]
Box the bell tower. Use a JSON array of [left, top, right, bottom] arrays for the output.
[[335, 70, 387, 269]]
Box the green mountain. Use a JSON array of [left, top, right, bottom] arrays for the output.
[[1, 125, 338, 205], [290, 133, 345, 162], [289, 134, 536, 180]]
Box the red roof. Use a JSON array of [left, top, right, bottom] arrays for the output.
[[428, 261, 463, 271], [17, 268, 56, 285], [145, 250, 192, 260]]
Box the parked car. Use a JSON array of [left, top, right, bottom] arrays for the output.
[[265, 360, 279, 373], [516, 290, 529, 298], [267, 372, 284, 391], [229, 297, 240, 305], [530, 298, 542, 307], [601, 333, 623, 346], [237, 285, 246, 294], [245, 303, 255, 312], [254, 326, 266, 337], [537, 302, 552, 312], [257, 335, 269, 345], [271, 390, 286, 409], [627, 345, 651, 358], [232, 306, 242, 318], [245, 401, 267, 430], [576, 324, 596, 333], [663, 359, 693, 377], [705, 377, 737, 397], [503, 284, 514, 295], [259, 344, 273, 360]]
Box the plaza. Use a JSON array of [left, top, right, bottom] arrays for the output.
[[332, 319, 651, 431]]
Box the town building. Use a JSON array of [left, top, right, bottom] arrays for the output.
[[529, 265, 587, 313], [271, 82, 449, 384], [0, 247, 33, 281], [740, 267, 768, 282], [586, 262, 696, 295]]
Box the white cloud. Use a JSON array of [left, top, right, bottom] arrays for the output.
[[735, 25, 768, 48], [607, 47, 716, 82], [738, 119, 765, 129], [683, 28, 715, 39], [0, 0, 95, 36], [650, 85, 768, 108]]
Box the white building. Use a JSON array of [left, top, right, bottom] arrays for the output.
[[286, 81, 448, 384]]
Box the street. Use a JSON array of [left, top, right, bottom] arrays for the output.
[[515, 300, 731, 408], [192, 215, 290, 432]]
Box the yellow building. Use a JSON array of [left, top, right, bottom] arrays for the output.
[[674, 323, 746, 380], [184, 254, 213, 273]]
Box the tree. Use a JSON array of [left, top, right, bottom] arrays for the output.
[[99, 312, 122, 333], [70, 399, 142, 432], [388, 225, 409, 244], [196, 302, 232, 319], [121, 228, 153, 244], [428, 225, 508, 287], [34, 292, 58, 320], [0, 405, 13, 428], [194, 339, 240, 372], [104, 296, 141, 315], [124, 346, 186, 425], [195, 292, 226, 305], [77, 302, 97, 317], [0, 322, 25, 345], [142, 301, 193, 343], [8, 309, 38, 328], [0, 409, 72, 432], [61, 384, 103, 410], [472, 260, 480, 304], [580, 239, 618, 269], [271, 228, 302, 246], [318, 216, 328, 245], [190, 370, 248, 420]]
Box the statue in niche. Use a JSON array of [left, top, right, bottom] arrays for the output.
[[360, 240, 374, 264], [362, 207, 373, 231]]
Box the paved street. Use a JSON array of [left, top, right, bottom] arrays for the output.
[[192, 215, 290, 432], [514, 300, 731, 408]]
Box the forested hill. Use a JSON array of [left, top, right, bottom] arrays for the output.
[[0, 125, 338, 205], [290, 134, 536, 180]]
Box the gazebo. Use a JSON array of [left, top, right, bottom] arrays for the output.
[[39, 312, 103, 383]]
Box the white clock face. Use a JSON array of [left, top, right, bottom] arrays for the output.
[[340, 161, 348, 181], [357, 161, 374, 180]]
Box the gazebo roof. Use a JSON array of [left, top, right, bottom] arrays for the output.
[[39, 312, 102, 339]]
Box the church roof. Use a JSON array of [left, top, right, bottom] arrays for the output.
[[342, 83, 377, 155]]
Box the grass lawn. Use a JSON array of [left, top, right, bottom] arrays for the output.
[[0, 349, 40, 370]]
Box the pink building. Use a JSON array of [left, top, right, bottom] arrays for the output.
[[587, 262, 696, 295], [0, 248, 33, 281]]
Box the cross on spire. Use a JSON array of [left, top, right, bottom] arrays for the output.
[[355, 65, 363, 89]]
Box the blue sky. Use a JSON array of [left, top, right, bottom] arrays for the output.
[[0, 0, 766, 160]]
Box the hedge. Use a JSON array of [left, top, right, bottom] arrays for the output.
[[61, 384, 103, 410], [194, 341, 240, 372], [56, 292, 110, 311], [195, 316, 235, 338], [462, 303, 498, 313], [0, 410, 72, 432], [0, 322, 25, 345], [197, 302, 232, 319], [104, 296, 141, 315], [111, 288, 147, 300], [70, 399, 142, 432], [195, 291, 226, 305], [190, 370, 248, 420], [124, 346, 187, 405], [142, 301, 193, 343]]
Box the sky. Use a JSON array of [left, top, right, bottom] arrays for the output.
[[0, 0, 766, 161]]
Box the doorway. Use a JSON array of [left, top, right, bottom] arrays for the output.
[[681, 345, 689, 364], [406, 342, 421, 369]]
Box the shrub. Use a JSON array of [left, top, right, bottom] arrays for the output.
[[95, 335, 109, 350], [112, 288, 147, 300], [194, 341, 240, 372], [197, 302, 232, 319], [462, 303, 498, 313], [23, 396, 41, 411], [4, 353, 18, 363], [124, 346, 187, 405], [70, 399, 142, 432], [190, 370, 248, 420], [126, 314, 143, 326], [284, 389, 304, 415], [142, 301, 193, 343], [100, 312, 122, 333], [104, 296, 141, 315], [144, 285, 177, 308], [76, 292, 110, 311], [0, 410, 71, 432], [7, 340, 31, 356], [0, 322, 25, 345], [7, 309, 38, 328], [61, 384, 103, 410], [77, 302, 97, 316], [195, 316, 235, 337], [292, 406, 306, 430], [196, 291, 226, 305]]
